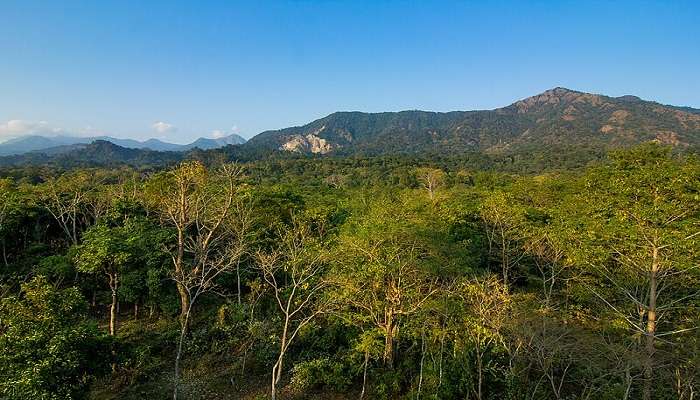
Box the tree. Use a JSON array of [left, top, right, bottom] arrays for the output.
[[479, 191, 527, 286], [37, 170, 108, 245], [415, 167, 445, 201], [455, 277, 511, 400], [147, 162, 250, 399], [571, 145, 700, 400], [0, 178, 17, 266], [333, 196, 441, 369], [73, 223, 133, 336], [145, 161, 246, 328], [0, 276, 111, 399], [257, 220, 333, 400]]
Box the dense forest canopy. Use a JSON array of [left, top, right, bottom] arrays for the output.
[[0, 143, 698, 400]]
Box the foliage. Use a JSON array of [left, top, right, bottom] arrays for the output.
[[0, 277, 111, 399], [0, 144, 698, 399]]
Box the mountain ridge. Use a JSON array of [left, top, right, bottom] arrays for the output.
[[0, 133, 246, 156], [2, 88, 699, 167], [244, 87, 700, 155]]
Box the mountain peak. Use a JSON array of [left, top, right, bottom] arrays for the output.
[[616, 94, 642, 102], [547, 86, 579, 94], [508, 87, 606, 113]]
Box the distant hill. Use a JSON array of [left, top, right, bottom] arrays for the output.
[[181, 135, 248, 150], [2, 88, 698, 169], [244, 87, 700, 155], [0, 140, 183, 168], [0, 133, 246, 156]]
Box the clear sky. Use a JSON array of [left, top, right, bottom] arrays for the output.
[[1, 0, 698, 143]]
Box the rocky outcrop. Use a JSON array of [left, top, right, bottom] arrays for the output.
[[280, 127, 336, 154]]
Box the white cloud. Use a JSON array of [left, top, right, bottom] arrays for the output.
[[211, 129, 227, 139], [210, 126, 240, 139], [152, 121, 177, 134], [0, 119, 66, 142]]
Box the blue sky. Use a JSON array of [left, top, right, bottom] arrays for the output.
[[1, 0, 698, 143]]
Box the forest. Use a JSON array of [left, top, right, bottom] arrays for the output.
[[0, 143, 698, 400]]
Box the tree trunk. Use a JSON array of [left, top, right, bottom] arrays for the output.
[[236, 261, 242, 305], [108, 272, 119, 336], [271, 362, 279, 400], [1, 238, 8, 266], [173, 306, 192, 400], [476, 347, 483, 400], [175, 223, 190, 329], [360, 350, 369, 400], [134, 302, 139, 319], [271, 352, 286, 400], [176, 279, 190, 329], [643, 245, 660, 400], [272, 315, 290, 400], [418, 332, 426, 399], [384, 315, 395, 368]]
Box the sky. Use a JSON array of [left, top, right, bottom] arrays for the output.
[[1, 0, 699, 144]]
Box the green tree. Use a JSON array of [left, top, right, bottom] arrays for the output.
[[73, 222, 136, 336], [571, 145, 700, 400], [0, 276, 111, 399]]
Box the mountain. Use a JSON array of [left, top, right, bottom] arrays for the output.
[[2, 88, 698, 167], [0, 134, 246, 156], [181, 134, 247, 150], [244, 87, 700, 155], [0, 140, 183, 168]]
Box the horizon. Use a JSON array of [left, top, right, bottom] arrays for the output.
[[1, 1, 699, 143]]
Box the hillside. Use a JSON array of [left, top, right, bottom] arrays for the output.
[[0, 140, 183, 168], [2, 88, 698, 170], [245, 87, 700, 155], [0, 133, 246, 156]]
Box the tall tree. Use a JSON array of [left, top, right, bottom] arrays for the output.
[[333, 196, 441, 369], [455, 276, 511, 400], [571, 145, 700, 400], [145, 162, 250, 399], [257, 219, 332, 400], [479, 191, 527, 286], [73, 223, 134, 336]]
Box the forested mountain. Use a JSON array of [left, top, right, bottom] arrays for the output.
[[0, 140, 183, 168], [0, 133, 246, 156], [246, 87, 700, 155], [2, 88, 698, 170]]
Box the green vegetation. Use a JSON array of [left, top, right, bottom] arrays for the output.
[[0, 143, 698, 399]]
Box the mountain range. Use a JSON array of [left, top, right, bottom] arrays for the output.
[[247, 87, 700, 155], [1, 87, 699, 167], [0, 133, 246, 156]]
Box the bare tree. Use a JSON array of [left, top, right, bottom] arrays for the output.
[[256, 220, 332, 400], [415, 167, 445, 201], [480, 192, 527, 286], [153, 162, 249, 400], [38, 171, 106, 245], [523, 233, 571, 306]]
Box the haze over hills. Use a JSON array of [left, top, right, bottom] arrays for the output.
[[247, 87, 700, 155], [0, 133, 246, 156]]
